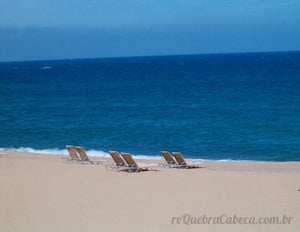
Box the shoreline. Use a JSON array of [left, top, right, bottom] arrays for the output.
[[1, 151, 299, 231], [1, 148, 299, 163]]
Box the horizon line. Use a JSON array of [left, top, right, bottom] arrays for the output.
[[1, 49, 300, 64]]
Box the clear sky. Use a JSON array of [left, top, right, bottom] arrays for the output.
[[1, 0, 300, 61]]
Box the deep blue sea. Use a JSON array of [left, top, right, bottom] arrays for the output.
[[1, 52, 300, 161]]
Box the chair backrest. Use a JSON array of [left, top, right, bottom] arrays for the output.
[[121, 153, 138, 168], [76, 146, 89, 161], [161, 151, 177, 165], [109, 151, 126, 166], [66, 145, 79, 159], [172, 152, 187, 165]]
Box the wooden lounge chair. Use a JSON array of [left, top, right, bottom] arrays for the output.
[[63, 145, 80, 162], [161, 151, 180, 168], [105, 151, 128, 171], [172, 152, 204, 168], [121, 153, 159, 172], [75, 146, 106, 165]]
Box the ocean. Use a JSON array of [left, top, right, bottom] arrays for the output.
[[0, 52, 299, 161]]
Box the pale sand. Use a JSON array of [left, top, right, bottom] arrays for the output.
[[0, 151, 299, 232]]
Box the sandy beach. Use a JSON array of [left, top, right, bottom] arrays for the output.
[[0, 151, 299, 231]]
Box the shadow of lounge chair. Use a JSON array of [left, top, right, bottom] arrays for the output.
[[172, 152, 204, 169], [75, 146, 106, 165], [121, 153, 159, 172]]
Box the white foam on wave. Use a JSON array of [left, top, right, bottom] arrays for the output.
[[130, 154, 162, 160], [0, 147, 254, 162], [0, 147, 111, 157], [0, 147, 160, 159], [0, 147, 68, 155], [83, 149, 110, 158]]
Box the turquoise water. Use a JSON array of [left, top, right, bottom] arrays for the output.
[[1, 52, 299, 161]]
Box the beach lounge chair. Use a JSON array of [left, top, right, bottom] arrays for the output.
[[63, 145, 80, 162], [121, 153, 159, 172], [75, 146, 106, 165], [161, 151, 180, 168], [172, 152, 204, 168], [105, 151, 128, 171]]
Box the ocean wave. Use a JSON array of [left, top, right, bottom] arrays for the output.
[[0, 147, 253, 161], [0, 147, 69, 156], [0, 147, 162, 159]]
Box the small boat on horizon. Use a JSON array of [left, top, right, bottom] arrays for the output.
[[40, 66, 52, 70]]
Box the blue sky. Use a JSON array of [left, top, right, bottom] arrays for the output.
[[0, 0, 300, 61]]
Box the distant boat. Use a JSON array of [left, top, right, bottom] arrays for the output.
[[40, 66, 52, 70]]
